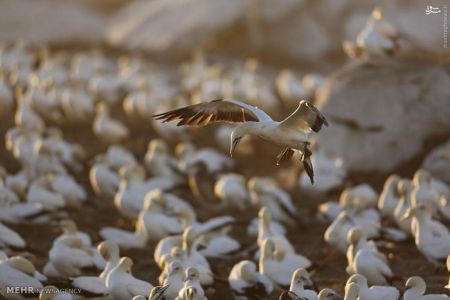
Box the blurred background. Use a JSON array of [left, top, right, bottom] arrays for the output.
[[0, 0, 450, 299], [1, 0, 449, 176]]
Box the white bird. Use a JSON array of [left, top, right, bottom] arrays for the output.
[[404, 206, 450, 264], [0, 166, 34, 199], [259, 239, 311, 287], [349, 247, 393, 286], [378, 175, 402, 220], [341, 184, 378, 210], [0, 184, 20, 206], [179, 227, 214, 285], [106, 257, 153, 300], [179, 145, 233, 174], [403, 276, 450, 300], [48, 173, 86, 208], [324, 211, 355, 253], [248, 177, 297, 225], [279, 268, 317, 300], [412, 170, 441, 213], [9, 128, 41, 166], [89, 155, 120, 198], [316, 201, 342, 223], [162, 261, 185, 300], [0, 221, 26, 248], [144, 139, 182, 180], [43, 236, 102, 278], [139, 194, 184, 240], [55, 220, 91, 246], [154, 99, 328, 184], [175, 267, 207, 300], [104, 145, 137, 172], [343, 282, 358, 300], [257, 207, 295, 254], [344, 8, 399, 59], [114, 165, 175, 219], [229, 260, 273, 300], [93, 102, 129, 144], [14, 88, 46, 133], [72, 240, 120, 295], [0, 256, 45, 299], [346, 227, 379, 267], [27, 176, 66, 211], [214, 173, 249, 210], [61, 86, 95, 121], [247, 217, 286, 237], [346, 274, 399, 300]]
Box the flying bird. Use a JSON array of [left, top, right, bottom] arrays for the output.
[[153, 99, 328, 184]]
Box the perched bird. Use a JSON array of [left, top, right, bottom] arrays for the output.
[[89, 155, 120, 198], [154, 99, 328, 184], [72, 240, 120, 295], [324, 211, 355, 253], [249, 177, 297, 225], [346, 227, 393, 285], [346, 274, 399, 300], [175, 267, 207, 300], [0, 256, 46, 299], [214, 173, 249, 210], [229, 260, 273, 300], [412, 170, 440, 213], [93, 102, 129, 144], [0, 221, 26, 248], [378, 175, 402, 220], [162, 261, 185, 300], [106, 257, 153, 300], [404, 206, 450, 265], [343, 7, 399, 59], [259, 239, 311, 287], [279, 268, 316, 300], [257, 207, 295, 254], [43, 236, 103, 278], [403, 276, 449, 300], [144, 139, 182, 180], [343, 282, 358, 300]]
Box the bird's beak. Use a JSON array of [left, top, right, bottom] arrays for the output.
[[230, 137, 241, 157], [159, 284, 170, 294]]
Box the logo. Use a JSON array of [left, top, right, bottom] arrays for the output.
[[425, 5, 441, 15]]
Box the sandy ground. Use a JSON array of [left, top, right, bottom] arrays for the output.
[[0, 81, 448, 300]]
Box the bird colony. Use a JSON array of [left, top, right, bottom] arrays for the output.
[[0, 8, 449, 300]]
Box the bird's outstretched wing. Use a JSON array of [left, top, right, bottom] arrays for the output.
[[279, 100, 328, 132], [153, 98, 272, 126]]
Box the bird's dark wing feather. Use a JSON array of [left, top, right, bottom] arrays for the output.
[[153, 99, 265, 126], [300, 145, 314, 184]]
